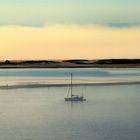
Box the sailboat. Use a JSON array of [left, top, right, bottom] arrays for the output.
[[65, 73, 86, 101]]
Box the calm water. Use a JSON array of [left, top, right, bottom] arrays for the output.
[[0, 68, 140, 86], [0, 68, 140, 140], [0, 68, 140, 77]]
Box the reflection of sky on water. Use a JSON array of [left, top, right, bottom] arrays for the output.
[[0, 76, 140, 86], [0, 68, 140, 86], [0, 85, 140, 140], [0, 68, 140, 77]]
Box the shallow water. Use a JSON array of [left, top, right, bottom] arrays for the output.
[[0, 68, 140, 77], [0, 84, 140, 140], [0, 68, 140, 86]]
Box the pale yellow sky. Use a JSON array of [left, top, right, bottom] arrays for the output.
[[0, 25, 140, 60]]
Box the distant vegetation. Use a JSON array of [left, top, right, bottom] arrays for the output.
[[20, 60, 58, 64], [1, 60, 59, 65], [94, 59, 140, 64], [1, 59, 140, 65], [64, 59, 140, 64], [63, 59, 94, 64], [0, 59, 140, 68]]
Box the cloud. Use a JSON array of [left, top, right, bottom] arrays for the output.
[[0, 0, 140, 27], [104, 22, 140, 28], [0, 24, 140, 60]]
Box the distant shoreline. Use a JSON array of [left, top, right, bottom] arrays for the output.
[[0, 64, 140, 69], [0, 59, 140, 68], [1, 81, 140, 89]]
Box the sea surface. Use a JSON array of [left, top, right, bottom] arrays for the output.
[[0, 68, 140, 86], [0, 68, 140, 140]]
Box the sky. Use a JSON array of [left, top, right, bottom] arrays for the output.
[[0, 0, 140, 59]]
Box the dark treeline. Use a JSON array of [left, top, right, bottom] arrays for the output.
[[20, 60, 58, 64], [0, 60, 59, 65], [63, 59, 93, 64], [0, 59, 140, 65], [95, 59, 140, 64], [63, 59, 140, 64]]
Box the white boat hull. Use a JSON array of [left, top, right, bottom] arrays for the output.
[[65, 96, 86, 101]]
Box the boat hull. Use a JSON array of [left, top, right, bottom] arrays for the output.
[[65, 97, 86, 101]]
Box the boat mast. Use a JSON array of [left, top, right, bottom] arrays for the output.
[[71, 73, 73, 98]]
